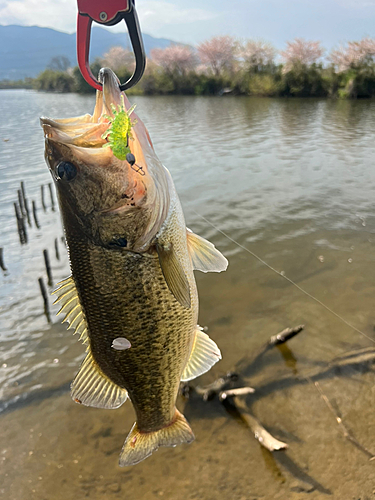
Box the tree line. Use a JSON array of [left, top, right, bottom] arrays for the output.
[[3, 36, 375, 98]]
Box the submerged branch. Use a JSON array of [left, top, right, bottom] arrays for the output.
[[184, 325, 375, 459], [219, 389, 287, 452], [181, 326, 305, 452], [235, 325, 305, 376]]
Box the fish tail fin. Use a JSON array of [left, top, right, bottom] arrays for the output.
[[119, 409, 195, 467]]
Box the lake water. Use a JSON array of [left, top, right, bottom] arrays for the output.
[[1, 90, 375, 498]]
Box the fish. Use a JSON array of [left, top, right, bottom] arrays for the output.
[[40, 68, 228, 466]]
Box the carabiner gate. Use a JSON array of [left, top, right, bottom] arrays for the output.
[[77, 0, 146, 91]]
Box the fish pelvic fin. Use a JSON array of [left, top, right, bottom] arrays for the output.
[[181, 326, 221, 382], [119, 409, 195, 467]]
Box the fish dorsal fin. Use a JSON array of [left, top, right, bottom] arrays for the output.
[[52, 276, 88, 344], [71, 350, 128, 409], [186, 229, 228, 273], [181, 326, 221, 382], [156, 242, 191, 309]]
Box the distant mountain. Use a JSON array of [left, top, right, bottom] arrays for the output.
[[0, 25, 175, 80]]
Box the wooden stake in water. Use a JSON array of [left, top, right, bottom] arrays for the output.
[[43, 249, 53, 286], [38, 277, 51, 323], [14, 202, 27, 244], [0, 247, 7, 271], [41, 185, 47, 211], [17, 189, 26, 217], [48, 183, 55, 211], [54, 238, 60, 260], [20, 181, 31, 226], [32, 200, 40, 229]]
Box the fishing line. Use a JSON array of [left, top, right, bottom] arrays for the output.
[[193, 210, 375, 346]]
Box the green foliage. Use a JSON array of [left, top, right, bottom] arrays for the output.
[[139, 68, 174, 95], [33, 69, 75, 92], [337, 66, 375, 98], [194, 75, 227, 95], [248, 74, 280, 96], [0, 78, 33, 89], [281, 62, 326, 97]]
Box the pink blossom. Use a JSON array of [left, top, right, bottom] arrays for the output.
[[281, 38, 324, 72], [197, 36, 237, 76], [102, 46, 134, 71], [150, 45, 196, 75], [329, 38, 375, 72]]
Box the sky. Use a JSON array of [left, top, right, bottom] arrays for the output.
[[0, 0, 375, 49]]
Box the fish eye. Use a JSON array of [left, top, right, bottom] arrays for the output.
[[56, 161, 77, 181], [109, 237, 128, 248]]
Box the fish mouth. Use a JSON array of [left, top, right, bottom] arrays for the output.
[[40, 67, 170, 251], [39, 67, 121, 150]]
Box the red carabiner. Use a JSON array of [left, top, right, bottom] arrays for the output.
[[77, 0, 146, 91]]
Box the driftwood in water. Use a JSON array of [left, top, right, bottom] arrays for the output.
[[221, 391, 288, 452], [184, 325, 375, 462], [181, 325, 305, 452]]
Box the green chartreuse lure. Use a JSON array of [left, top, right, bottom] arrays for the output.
[[102, 95, 136, 160]]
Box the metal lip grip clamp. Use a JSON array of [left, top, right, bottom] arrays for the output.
[[77, 0, 146, 91]]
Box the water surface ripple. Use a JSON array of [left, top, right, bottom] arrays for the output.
[[1, 91, 375, 499]]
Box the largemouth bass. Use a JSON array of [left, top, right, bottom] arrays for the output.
[[40, 68, 227, 466]]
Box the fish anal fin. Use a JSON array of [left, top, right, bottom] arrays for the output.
[[71, 350, 128, 409], [119, 409, 194, 466], [186, 229, 228, 273], [156, 242, 191, 309], [181, 326, 221, 382]]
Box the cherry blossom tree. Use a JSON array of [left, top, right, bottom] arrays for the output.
[[280, 38, 324, 72], [197, 36, 237, 76], [150, 45, 196, 75], [329, 38, 375, 72], [239, 39, 276, 71], [101, 46, 134, 71]]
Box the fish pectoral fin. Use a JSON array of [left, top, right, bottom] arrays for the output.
[[71, 350, 128, 409], [181, 326, 221, 382], [119, 409, 194, 467], [186, 229, 228, 273], [52, 276, 88, 345], [156, 242, 191, 309]]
